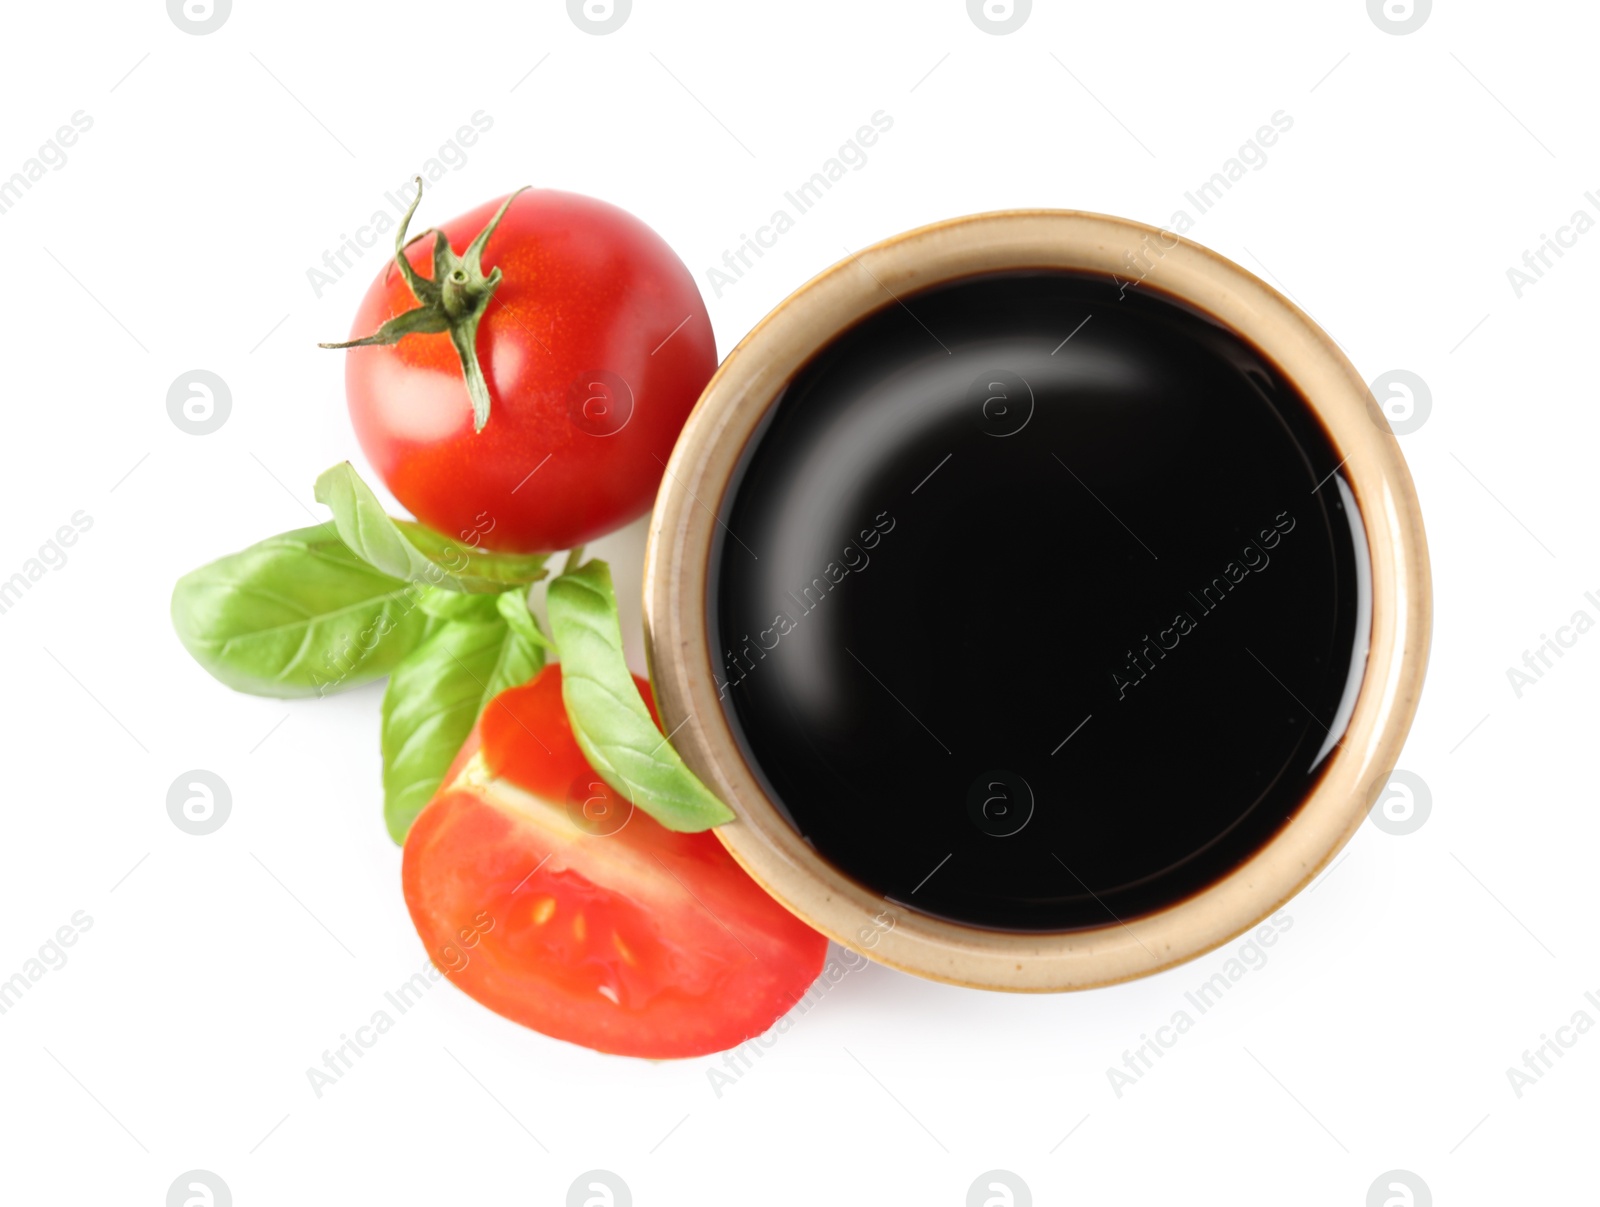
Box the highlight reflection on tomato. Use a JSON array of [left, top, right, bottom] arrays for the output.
[[402, 666, 828, 1058]]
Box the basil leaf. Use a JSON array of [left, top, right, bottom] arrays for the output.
[[496, 588, 554, 654], [381, 609, 545, 843], [419, 587, 503, 622], [171, 525, 429, 698], [399, 521, 550, 594], [545, 559, 734, 832], [314, 461, 548, 594]]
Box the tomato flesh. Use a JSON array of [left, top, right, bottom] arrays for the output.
[[343, 190, 717, 553], [402, 666, 827, 1058]]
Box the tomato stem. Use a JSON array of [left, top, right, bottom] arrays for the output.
[[320, 177, 529, 433]]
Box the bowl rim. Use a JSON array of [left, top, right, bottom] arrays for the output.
[[642, 209, 1431, 992]]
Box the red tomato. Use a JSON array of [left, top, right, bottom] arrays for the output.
[[338, 189, 716, 553], [402, 665, 827, 1058]]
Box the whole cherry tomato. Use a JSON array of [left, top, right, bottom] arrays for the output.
[[329, 185, 716, 553], [403, 665, 828, 1058]]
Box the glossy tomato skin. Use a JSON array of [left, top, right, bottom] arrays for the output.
[[402, 666, 827, 1058], [343, 190, 716, 553]]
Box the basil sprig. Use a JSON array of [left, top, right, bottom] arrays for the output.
[[546, 559, 734, 832], [172, 462, 733, 845]]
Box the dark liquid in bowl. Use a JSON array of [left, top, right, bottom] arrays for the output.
[[710, 271, 1366, 932]]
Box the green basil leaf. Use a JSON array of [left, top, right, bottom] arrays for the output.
[[496, 588, 554, 654], [313, 461, 439, 582], [545, 559, 734, 832], [314, 461, 548, 594], [418, 586, 503, 622], [171, 525, 429, 698], [381, 610, 545, 843], [398, 521, 550, 594]]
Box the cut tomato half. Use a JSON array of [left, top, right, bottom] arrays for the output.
[[402, 665, 827, 1058]]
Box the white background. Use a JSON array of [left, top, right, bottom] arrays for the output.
[[0, 0, 1593, 1203]]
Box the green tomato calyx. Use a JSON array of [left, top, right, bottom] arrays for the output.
[[320, 177, 529, 433]]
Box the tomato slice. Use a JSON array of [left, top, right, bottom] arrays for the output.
[[402, 665, 827, 1058]]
